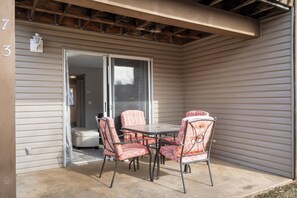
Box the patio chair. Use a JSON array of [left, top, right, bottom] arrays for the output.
[[158, 116, 217, 194], [98, 117, 152, 188], [186, 110, 209, 117], [161, 110, 210, 145], [121, 110, 156, 145]]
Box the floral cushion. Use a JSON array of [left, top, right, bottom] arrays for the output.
[[162, 111, 210, 143], [185, 110, 209, 117], [99, 117, 123, 156], [160, 116, 215, 163], [160, 145, 208, 163], [121, 110, 146, 141], [100, 117, 150, 160], [119, 143, 150, 161], [120, 110, 156, 144]]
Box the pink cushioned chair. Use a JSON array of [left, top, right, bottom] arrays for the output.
[[158, 116, 216, 194], [121, 110, 156, 145], [185, 110, 209, 117], [98, 117, 152, 188], [162, 110, 210, 144]]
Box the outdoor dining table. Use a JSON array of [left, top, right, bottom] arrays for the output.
[[121, 123, 180, 180]]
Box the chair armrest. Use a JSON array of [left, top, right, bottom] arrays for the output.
[[159, 138, 182, 146], [114, 138, 147, 145]]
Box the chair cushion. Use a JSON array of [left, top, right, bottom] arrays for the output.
[[121, 110, 146, 126], [118, 143, 149, 161], [185, 110, 209, 117], [160, 145, 208, 163], [100, 117, 123, 156]]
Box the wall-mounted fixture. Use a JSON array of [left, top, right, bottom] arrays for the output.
[[30, 33, 43, 53]]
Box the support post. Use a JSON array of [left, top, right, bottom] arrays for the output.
[[0, 0, 16, 197]]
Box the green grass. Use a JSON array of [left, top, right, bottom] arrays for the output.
[[254, 181, 297, 198]]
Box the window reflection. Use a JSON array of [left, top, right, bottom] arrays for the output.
[[114, 66, 134, 85]]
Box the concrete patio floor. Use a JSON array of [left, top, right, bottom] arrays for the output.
[[17, 158, 291, 198]]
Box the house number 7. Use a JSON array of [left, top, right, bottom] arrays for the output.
[[2, 19, 9, 30]]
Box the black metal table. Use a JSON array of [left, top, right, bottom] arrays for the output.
[[121, 123, 180, 180]]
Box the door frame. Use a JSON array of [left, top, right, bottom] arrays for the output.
[[62, 49, 108, 167], [63, 50, 153, 166]]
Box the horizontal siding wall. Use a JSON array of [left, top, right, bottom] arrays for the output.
[[16, 21, 183, 173], [182, 13, 293, 178]]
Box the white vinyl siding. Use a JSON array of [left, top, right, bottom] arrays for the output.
[[15, 21, 183, 173], [182, 13, 293, 178]]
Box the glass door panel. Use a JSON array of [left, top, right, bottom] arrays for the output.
[[110, 57, 151, 131]]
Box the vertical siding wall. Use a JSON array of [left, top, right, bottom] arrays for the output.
[[15, 21, 183, 173], [182, 13, 293, 177]]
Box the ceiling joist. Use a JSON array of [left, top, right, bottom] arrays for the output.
[[15, 0, 290, 45], [53, 0, 260, 38], [58, 4, 72, 24], [30, 0, 39, 20]]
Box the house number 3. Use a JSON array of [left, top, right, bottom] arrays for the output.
[[1, 18, 12, 57], [2, 45, 11, 57]]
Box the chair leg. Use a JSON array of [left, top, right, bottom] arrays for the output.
[[184, 164, 191, 173], [152, 151, 157, 180], [128, 157, 136, 171], [110, 159, 118, 188], [180, 163, 186, 194], [206, 160, 214, 186], [133, 158, 136, 171], [99, 155, 106, 178], [137, 157, 140, 170], [156, 150, 160, 179], [149, 151, 153, 181]]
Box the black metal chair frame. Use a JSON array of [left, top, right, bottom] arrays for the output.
[[158, 117, 217, 194], [98, 117, 152, 188]]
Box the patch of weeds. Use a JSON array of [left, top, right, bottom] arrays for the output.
[[254, 181, 297, 198]]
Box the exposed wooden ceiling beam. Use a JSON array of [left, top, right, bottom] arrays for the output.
[[163, 27, 186, 40], [258, 0, 290, 10], [172, 28, 186, 35], [58, 4, 72, 24], [15, 3, 199, 41], [82, 10, 100, 29], [209, 0, 224, 6], [106, 15, 125, 31], [136, 20, 151, 29], [53, 0, 260, 38], [230, 0, 257, 11], [30, 0, 39, 20], [250, 6, 275, 16]]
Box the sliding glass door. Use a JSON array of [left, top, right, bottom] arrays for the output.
[[107, 55, 152, 130]]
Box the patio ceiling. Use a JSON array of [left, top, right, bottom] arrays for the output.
[[15, 0, 291, 45]]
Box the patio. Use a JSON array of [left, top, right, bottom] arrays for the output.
[[17, 157, 290, 198]]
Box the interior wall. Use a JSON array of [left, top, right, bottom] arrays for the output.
[[69, 66, 103, 129], [182, 12, 293, 178], [15, 21, 183, 173]]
